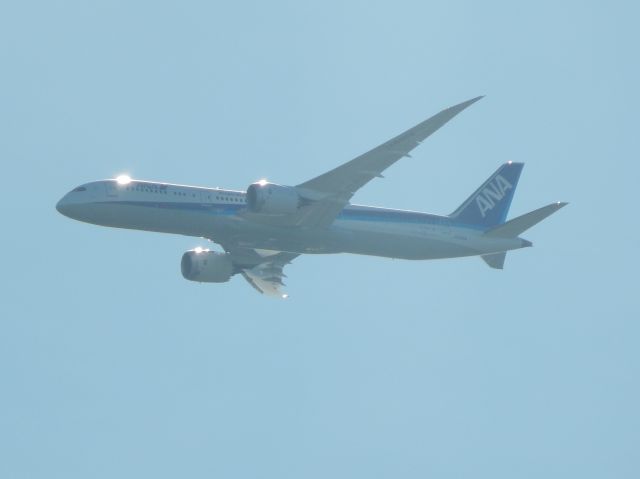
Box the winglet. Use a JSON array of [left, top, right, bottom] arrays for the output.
[[454, 95, 484, 109], [426, 96, 484, 131]]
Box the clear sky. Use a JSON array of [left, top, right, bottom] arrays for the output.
[[1, 1, 638, 478]]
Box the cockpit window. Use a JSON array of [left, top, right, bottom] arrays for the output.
[[73, 186, 87, 192]]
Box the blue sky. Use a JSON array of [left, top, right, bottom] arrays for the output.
[[1, 1, 638, 478]]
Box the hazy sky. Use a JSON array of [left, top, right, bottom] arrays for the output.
[[1, 1, 638, 478]]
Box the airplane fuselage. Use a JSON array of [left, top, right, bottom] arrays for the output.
[[57, 178, 527, 260], [55, 98, 565, 297]]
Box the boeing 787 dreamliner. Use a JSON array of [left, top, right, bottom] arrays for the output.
[[57, 97, 566, 297]]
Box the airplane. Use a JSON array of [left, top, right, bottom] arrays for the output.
[[56, 97, 567, 298]]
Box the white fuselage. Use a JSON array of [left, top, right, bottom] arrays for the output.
[[56, 179, 527, 260]]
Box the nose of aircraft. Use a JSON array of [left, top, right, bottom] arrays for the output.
[[56, 187, 90, 219], [56, 194, 71, 217], [56, 183, 102, 222]]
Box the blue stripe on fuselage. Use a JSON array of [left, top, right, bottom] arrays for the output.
[[104, 200, 242, 216], [98, 200, 488, 231]]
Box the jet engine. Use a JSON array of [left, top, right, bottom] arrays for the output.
[[246, 182, 300, 215], [181, 249, 233, 283]]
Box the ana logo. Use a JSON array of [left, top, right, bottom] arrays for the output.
[[475, 174, 513, 218]]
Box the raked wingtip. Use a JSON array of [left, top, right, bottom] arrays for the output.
[[447, 95, 484, 113]]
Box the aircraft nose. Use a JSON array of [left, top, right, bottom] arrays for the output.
[[56, 196, 68, 215], [56, 185, 95, 221], [56, 194, 75, 218]]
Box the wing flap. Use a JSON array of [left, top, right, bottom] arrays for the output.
[[220, 244, 298, 298], [241, 268, 289, 298]]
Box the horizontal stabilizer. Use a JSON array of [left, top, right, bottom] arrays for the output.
[[481, 252, 506, 269], [484, 202, 568, 238]]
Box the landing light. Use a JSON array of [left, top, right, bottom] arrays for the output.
[[116, 174, 132, 185], [257, 178, 268, 186]]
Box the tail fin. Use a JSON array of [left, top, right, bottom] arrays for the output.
[[449, 162, 524, 228]]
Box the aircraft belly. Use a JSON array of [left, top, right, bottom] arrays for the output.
[[81, 202, 336, 252], [324, 219, 474, 259], [82, 202, 213, 236], [225, 219, 484, 259], [335, 229, 476, 259], [221, 221, 343, 254], [81, 203, 522, 259]]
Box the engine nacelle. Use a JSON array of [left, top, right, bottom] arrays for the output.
[[181, 249, 233, 283], [246, 182, 300, 215]]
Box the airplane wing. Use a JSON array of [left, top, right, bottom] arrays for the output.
[[223, 97, 483, 296], [221, 244, 298, 298], [293, 96, 484, 227]]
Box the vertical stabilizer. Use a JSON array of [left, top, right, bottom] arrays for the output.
[[450, 162, 524, 228]]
